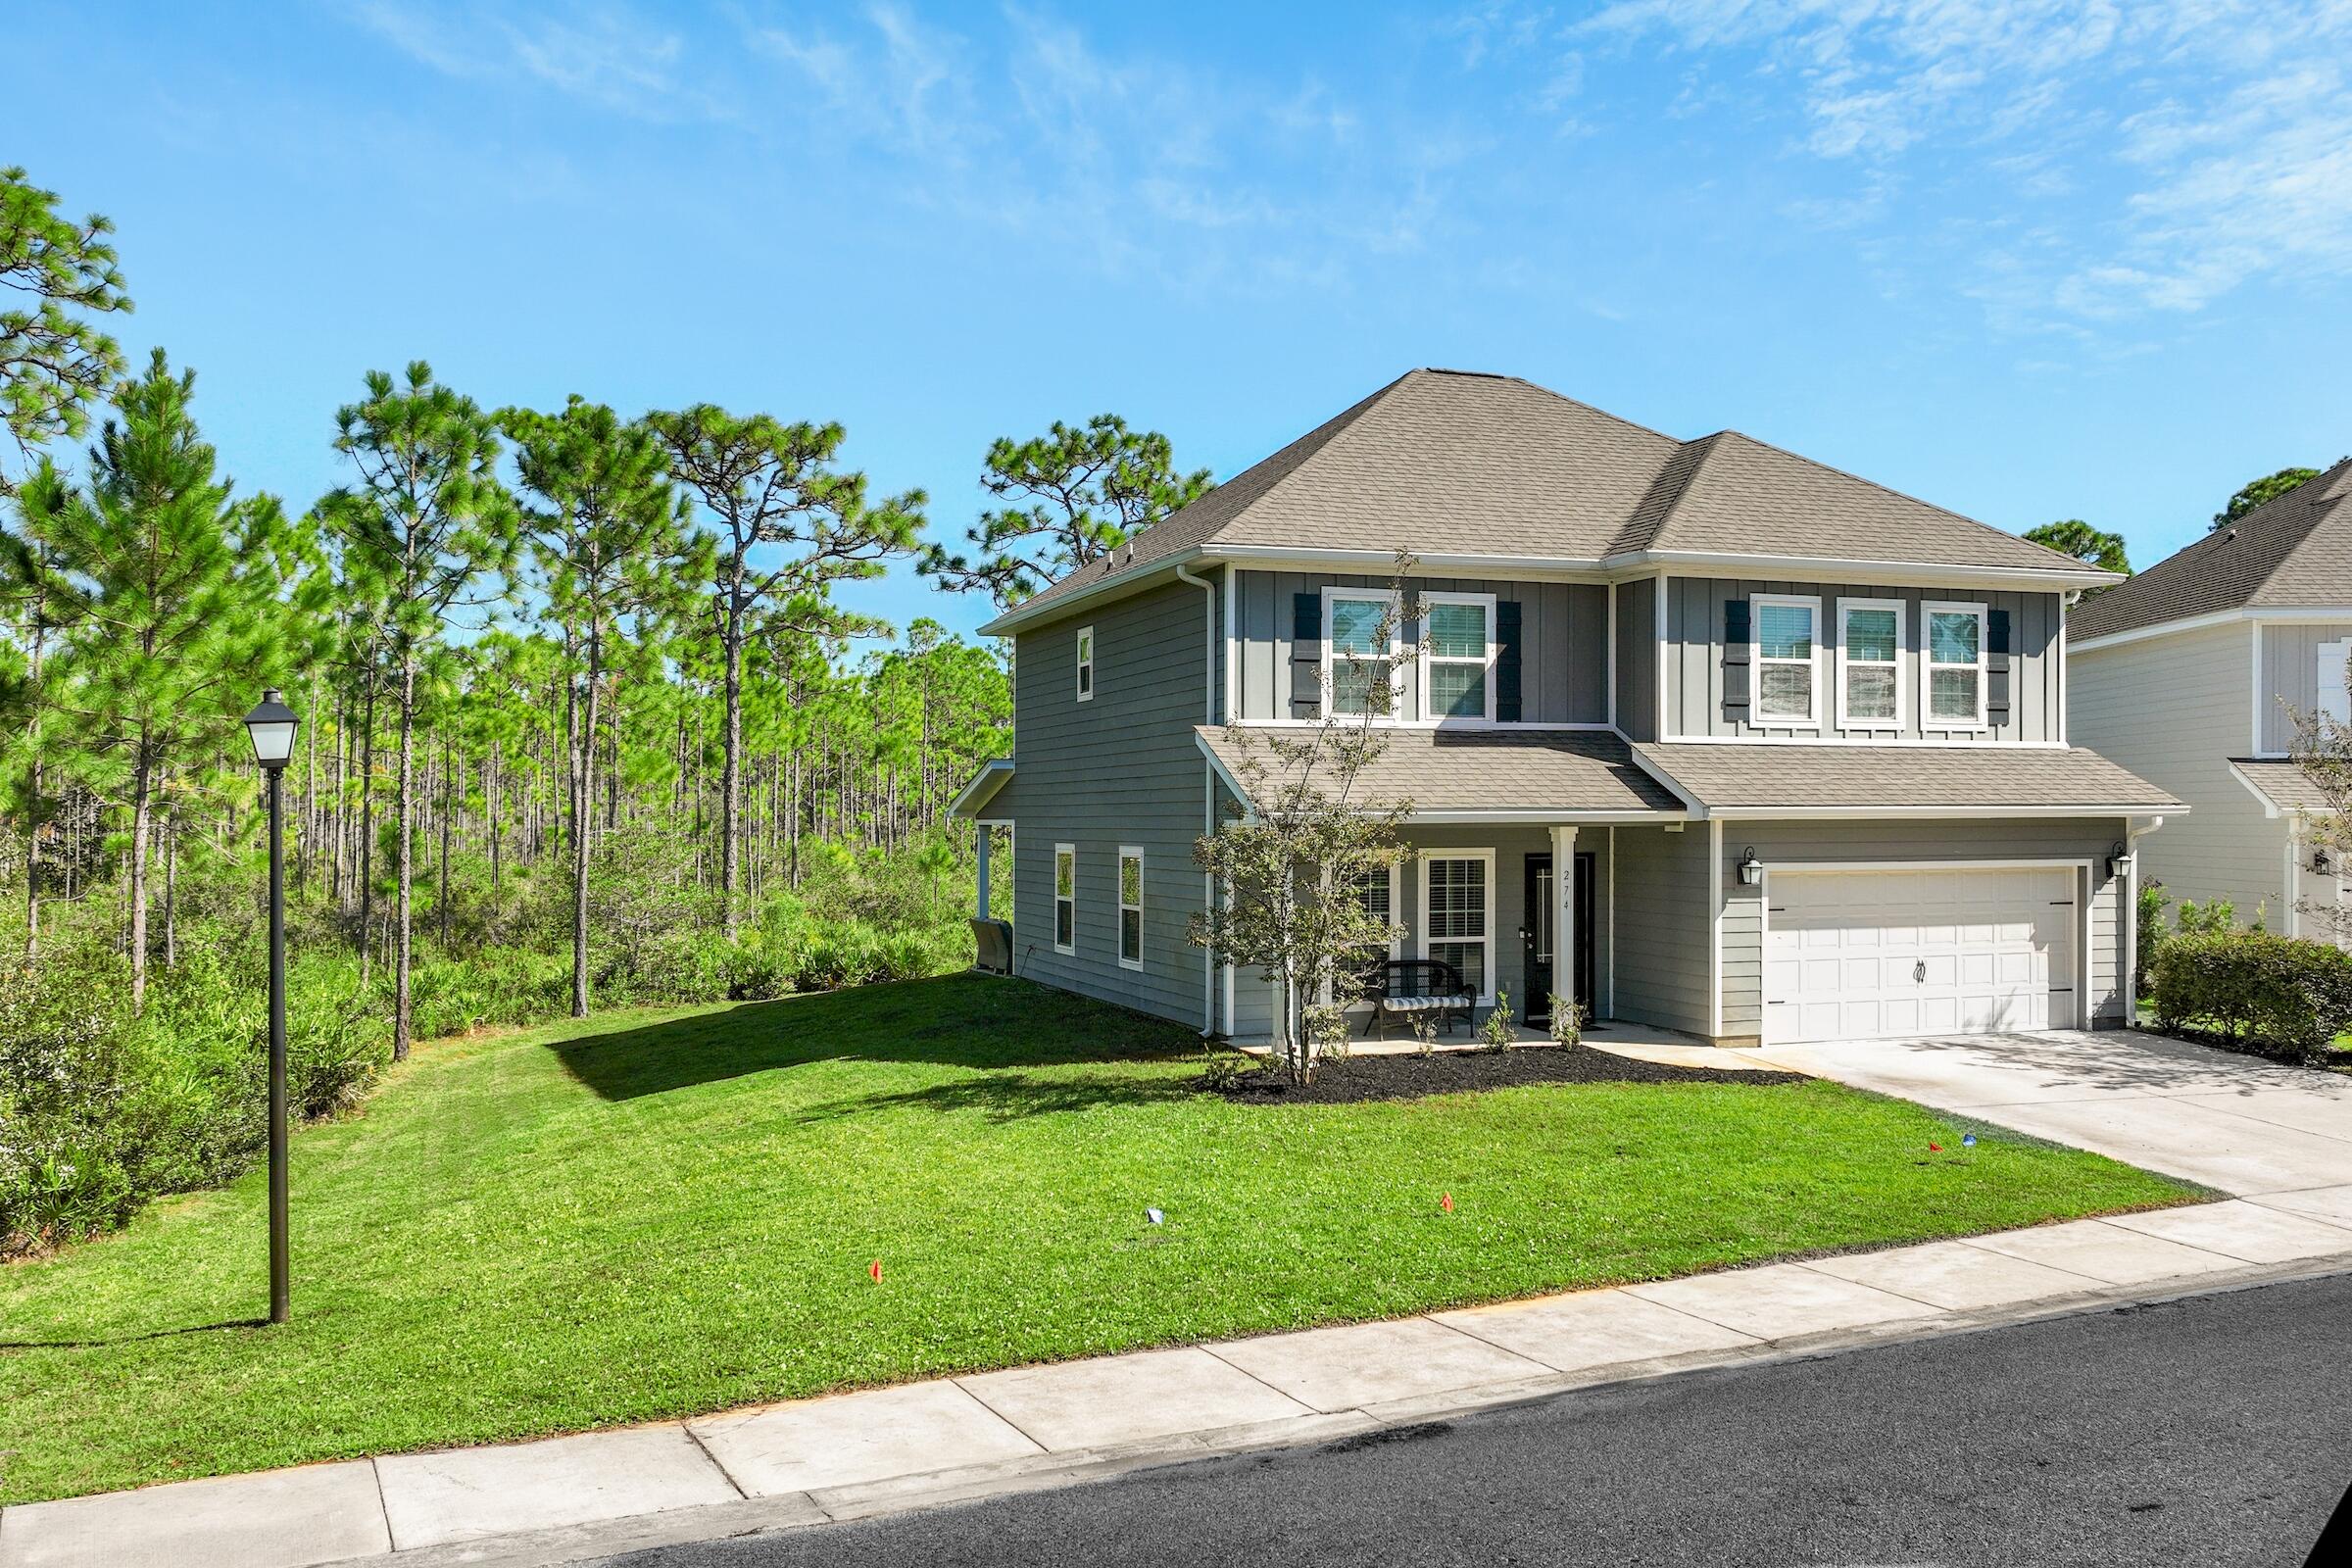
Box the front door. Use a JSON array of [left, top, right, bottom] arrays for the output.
[[1521, 854, 1596, 1025]]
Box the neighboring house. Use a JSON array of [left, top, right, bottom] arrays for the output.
[[2069, 457, 2352, 943], [955, 369, 2179, 1048]]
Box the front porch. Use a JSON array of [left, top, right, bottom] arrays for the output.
[[1240, 1013, 1732, 1066]]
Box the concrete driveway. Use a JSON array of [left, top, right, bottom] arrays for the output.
[[1742, 1029, 2352, 1205]]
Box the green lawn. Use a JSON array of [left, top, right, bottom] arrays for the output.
[[2, 975, 2194, 1504]]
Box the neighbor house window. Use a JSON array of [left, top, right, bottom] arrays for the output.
[[1752, 594, 1822, 726], [1837, 599, 1904, 729], [1117, 848, 1144, 970], [1421, 593, 1497, 722], [2320, 639, 2352, 725], [1923, 602, 1987, 728], [1422, 852, 1494, 1003], [1075, 627, 1094, 702], [1054, 844, 1076, 954], [1323, 589, 1401, 718]]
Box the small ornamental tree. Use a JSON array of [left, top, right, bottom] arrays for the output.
[[1191, 556, 1416, 1084], [2287, 664, 2352, 947]]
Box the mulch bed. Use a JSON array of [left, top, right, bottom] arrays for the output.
[[1206, 1044, 1808, 1104]]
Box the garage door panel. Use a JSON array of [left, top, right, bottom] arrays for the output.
[[1763, 865, 2077, 1045]]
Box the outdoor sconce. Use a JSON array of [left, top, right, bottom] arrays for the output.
[[1737, 847, 1763, 886], [2107, 842, 2135, 880], [2315, 848, 2334, 877]]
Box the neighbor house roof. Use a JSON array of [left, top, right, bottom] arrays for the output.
[[1195, 726, 1688, 821], [2069, 458, 2352, 644], [2228, 758, 2336, 817], [989, 368, 2099, 634], [1630, 743, 2180, 817]]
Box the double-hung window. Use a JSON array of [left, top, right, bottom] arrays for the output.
[[1323, 589, 1400, 718], [1836, 599, 1904, 729], [1117, 848, 1144, 970], [1422, 852, 1494, 1003], [1752, 594, 1822, 726], [1054, 845, 1076, 954], [1074, 627, 1095, 702], [2319, 639, 2352, 725], [1421, 594, 1496, 722], [1923, 602, 1988, 729]]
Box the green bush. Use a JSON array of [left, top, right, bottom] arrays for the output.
[[2149, 930, 2352, 1061]]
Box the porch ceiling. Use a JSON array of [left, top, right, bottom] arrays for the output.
[[1196, 725, 1687, 820]]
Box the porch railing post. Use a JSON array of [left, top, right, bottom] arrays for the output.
[[1550, 824, 1578, 1020]]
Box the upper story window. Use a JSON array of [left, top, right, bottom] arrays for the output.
[[1752, 594, 1822, 727], [1323, 588, 1401, 718], [1421, 593, 1497, 722], [1836, 598, 1904, 730], [1923, 602, 1988, 728], [2320, 639, 2352, 724], [1075, 626, 1095, 702]]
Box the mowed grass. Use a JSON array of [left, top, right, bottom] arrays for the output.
[[1, 974, 2193, 1503]]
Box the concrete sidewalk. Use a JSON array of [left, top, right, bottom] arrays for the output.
[[10, 1029, 2352, 1568]]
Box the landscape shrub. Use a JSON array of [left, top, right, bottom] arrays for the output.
[[2148, 930, 2352, 1061]]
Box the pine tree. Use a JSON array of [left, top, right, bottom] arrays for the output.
[[1, 166, 133, 495]]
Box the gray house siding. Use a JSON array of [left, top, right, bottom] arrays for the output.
[[1614, 577, 1658, 742], [2071, 621, 2284, 924], [1662, 577, 2067, 743], [1008, 580, 1215, 1030], [1610, 824, 1709, 1035], [2258, 620, 2352, 755], [1231, 569, 1609, 725], [1716, 817, 2132, 1045]]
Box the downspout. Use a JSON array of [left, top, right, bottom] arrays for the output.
[[1176, 563, 1219, 1037], [2125, 814, 2167, 1022]]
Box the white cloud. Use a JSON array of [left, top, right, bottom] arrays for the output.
[[350, 0, 725, 122]]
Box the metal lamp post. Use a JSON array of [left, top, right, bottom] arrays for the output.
[[243, 689, 300, 1324]]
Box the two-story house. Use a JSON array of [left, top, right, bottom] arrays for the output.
[[2069, 458, 2352, 942], [955, 369, 2180, 1048]]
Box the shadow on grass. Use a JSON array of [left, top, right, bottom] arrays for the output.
[[552, 972, 1204, 1102], [0, 1318, 269, 1351]]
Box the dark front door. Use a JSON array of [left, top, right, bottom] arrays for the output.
[[1522, 853, 1597, 1025]]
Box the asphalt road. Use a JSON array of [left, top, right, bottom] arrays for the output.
[[606, 1272, 2352, 1568]]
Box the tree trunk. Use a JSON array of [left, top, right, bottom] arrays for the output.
[[393, 651, 417, 1059], [358, 676, 377, 982], [163, 815, 177, 970], [127, 745, 153, 1011], [720, 599, 745, 941], [437, 735, 454, 948], [571, 631, 600, 1018]]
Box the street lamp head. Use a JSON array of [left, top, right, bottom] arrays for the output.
[[243, 689, 300, 770]]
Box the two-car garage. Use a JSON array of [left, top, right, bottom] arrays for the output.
[[1759, 864, 2083, 1046]]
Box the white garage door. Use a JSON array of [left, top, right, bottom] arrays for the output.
[[1763, 865, 2079, 1045]]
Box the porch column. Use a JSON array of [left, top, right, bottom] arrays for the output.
[[1550, 824, 1578, 1019], [976, 821, 992, 919]]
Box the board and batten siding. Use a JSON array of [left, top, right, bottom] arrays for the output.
[[1715, 818, 2132, 1045], [1614, 577, 1659, 742], [1005, 580, 1214, 1030], [1662, 578, 2067, 743], [2070, 620, 2285, 923], [2259, 620, 2352, 755], [1231, 570, 1609, 725], [1609, 825, 1709, 1036]]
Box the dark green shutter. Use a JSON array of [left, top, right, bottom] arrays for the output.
[[1722, 598, 1751, 719], [1494, 601, 1523, 721], [1290, 592, 1321, 718], [1986, 609, 2013, 725]]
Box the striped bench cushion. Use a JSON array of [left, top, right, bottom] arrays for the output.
[[1383, 995, 1472, 1012]]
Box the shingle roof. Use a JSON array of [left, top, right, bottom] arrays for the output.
[[999, 368, 2089, 629], [1196, 725, 1686, 817], [2229, 758, 2336, 815], [2069, 458, 2352, 643], [1631, 743, 2180, 813]]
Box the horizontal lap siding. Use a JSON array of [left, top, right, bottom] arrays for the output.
[[1235, 570, 1609, 725], [1664, 576, 2064, 743], [1610, 826, 1709, 1035], [1719, 818, 2132, 1040], [2071, 623, 2283, 921], [1012, 582, 1213, 1029]]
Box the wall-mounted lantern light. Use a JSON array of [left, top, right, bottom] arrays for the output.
[[1737, 847, 1763, 886], [2315, 848, 2334, 877], [2107, 842, 2135, 881]]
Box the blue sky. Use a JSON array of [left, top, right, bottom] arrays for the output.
[[15, 1, 2351, 644]]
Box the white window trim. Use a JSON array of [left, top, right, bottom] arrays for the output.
[[1053, 843, 1076, 955], [1324, 859, 1404, 1007], [1116, 846, 1145, 971], [1922, 600, 1989, 731], [2319, 638, 2352, 725], [1321, 586, 1404, 720], [1751, 592, 1824, 729], [1416, 590, 1499, 725], [1419, 849, 1497, 1006], [1836, 597, 1906, 731], [1074, 626, 1095, 703]]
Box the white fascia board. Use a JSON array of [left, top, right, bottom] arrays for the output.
[[1622, 745, 1709, 817], [2070, 606, 2352, 657], [1193, 731, 1257, 823], [950, 759, 1014, 817], [980, 553, 1202, 636], [1704, 803, 2185, 820], [1603, 549, 2117, 591], [1405, 808, 1690, 824]]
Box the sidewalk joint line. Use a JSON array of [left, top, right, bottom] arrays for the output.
[[680, 1419, 748, 1499], [945, 1378, 1052, 1454]]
